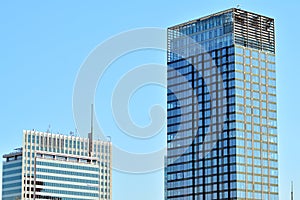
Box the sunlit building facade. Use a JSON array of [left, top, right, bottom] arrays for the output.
[[2, 130, 112, 200], [166, 8, 278, 199]]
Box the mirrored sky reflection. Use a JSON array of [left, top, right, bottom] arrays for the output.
[[0, 1, 299, 199]]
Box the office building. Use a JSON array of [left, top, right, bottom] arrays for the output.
[[2, 130, 112, 200], [166, 8, 278, 199]]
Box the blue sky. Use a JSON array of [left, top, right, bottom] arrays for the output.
[[0, 1, 299, 199]]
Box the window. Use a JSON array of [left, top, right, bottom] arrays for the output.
[[235, 47, 243, 55], [252, 51, 259, 58]]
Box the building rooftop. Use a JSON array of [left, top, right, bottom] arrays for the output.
[[3, 147, 23, 158], [168, 8, 275, 53], [168, 8, 274, 30]]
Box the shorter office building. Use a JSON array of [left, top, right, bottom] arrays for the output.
[[2, 130, 112, 200]]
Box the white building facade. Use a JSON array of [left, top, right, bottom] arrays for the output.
[[2, 130, 112, 200]]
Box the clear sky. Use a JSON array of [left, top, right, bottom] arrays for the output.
[[0, 1, 299, 199]]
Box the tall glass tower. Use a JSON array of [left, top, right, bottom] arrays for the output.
[[166, 8, 278, 199]]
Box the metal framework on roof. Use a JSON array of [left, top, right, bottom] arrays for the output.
[[168, 8, 275, 54], [233, 8, 275, 53]]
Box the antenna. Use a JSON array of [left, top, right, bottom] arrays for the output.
[[291, 181, 294, 200], [88, 104, 94, 157], [47, 124, 51, 133], [91, 104, 94, 137], [237, 4, 241, 9], [75, 128, 79, 137]]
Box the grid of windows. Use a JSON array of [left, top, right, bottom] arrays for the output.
[[22, 131, 112, 200], [166, 8, 278, 200], [2, 154, 22, 200], [2, 131, 112, 200], [233, 45, 278, 199], [167, 45, 237, 199]]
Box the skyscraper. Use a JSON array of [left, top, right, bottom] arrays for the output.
[[166, 8, 278, 199], [2, 130, 112, 200]]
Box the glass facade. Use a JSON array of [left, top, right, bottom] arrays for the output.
[[2, 130, 112, 200], [2, 151, 22, 200], [166, 8, 278, 200]]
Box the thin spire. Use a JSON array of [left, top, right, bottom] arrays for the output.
[[88, 104, 94, 157], [91, 104, 94, 137], [291, 181, 294, 200]]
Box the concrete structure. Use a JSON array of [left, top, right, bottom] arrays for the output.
[[2, 130, 112, 200]]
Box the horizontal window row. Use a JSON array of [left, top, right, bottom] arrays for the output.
[[2, 181, 22, 189], [3, 168, 22, 176], [2, 188, 22, 196], [36, 174, 99, 185], [35, 161, 99, 172], [36, 188, 98, 197], [3, 161, 22, 170], [36, 167, 99, 178], [36, 181, 98, 191], [2, 175, 22, 183]]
